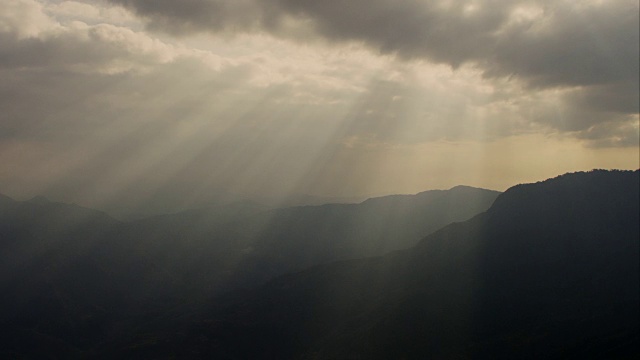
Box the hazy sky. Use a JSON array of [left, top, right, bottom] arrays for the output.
[[0, 0, 638, 212]]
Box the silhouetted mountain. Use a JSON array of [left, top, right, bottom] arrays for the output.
[[253, 193, 368, 208], [0, 197, 124, 358], [0, 196, 119, 284], [214, 185, 500, 289], [121, 170, 639, 359], [0, 186, 499, 357], [98, 191, 364, 221]]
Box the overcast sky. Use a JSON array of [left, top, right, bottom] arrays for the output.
[[0, 0, 638, 213]]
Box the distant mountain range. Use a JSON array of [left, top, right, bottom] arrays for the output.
[[103, 169, 639, 359], [2, 170, 638, 358], [0, 185, 500, 358], [95, 191, 368, 221]]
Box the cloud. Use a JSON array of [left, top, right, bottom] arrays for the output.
[[3, 1, 637, 145], [0, 0, 57, 38], [109, 0, 266, 34], [104, 0, 639, 145], [108, 1, 638, 84], [577, 119, 639, 148], [0, 1, 378, 208], [0, 1, 637, 211], [45, 0, 138, 27]]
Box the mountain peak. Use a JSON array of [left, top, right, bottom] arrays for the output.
[[0, 192, 16, 206], [488, 169, 639, 216], [449, 185, 488, 191], [27, 195, 51, 204]]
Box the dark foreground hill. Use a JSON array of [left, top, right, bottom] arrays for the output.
[[117, 170, 639, 359], [0, 186, 498, 357]]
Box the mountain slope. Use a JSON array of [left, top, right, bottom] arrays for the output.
[[217, 185, 500, 288], [0, 186, 499, 357], [0, 197, 125, 358], [138, 170, 639, 359]]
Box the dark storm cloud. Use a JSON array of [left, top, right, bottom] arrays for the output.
[[106, 0, 639, 142], [108, 1, 638, 84], [484, 1, 638, 86], [567, 82, 640, 115], [1, 0, 637, 149], [108, 0, 512, 65], [109, 0, 266, 33], [576, 118, 640, 148]]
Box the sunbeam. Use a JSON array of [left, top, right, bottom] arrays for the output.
[[0, 1, 638, 358]]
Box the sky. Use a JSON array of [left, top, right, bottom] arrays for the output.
[[0, 0, 638, 213]]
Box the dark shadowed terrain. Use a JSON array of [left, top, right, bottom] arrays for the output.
[[104, 170, 639, 359], [0, 185, 499, 358]]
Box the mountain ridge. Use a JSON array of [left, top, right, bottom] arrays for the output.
[[0, 183, 501, 359], [130, 169, 639, 359], [2, 170, 636, 358]]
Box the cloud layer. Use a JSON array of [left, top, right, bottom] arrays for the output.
[[0, 0, 638, 212], [109, 0, 639, 109], [100, 0, 640, 149]]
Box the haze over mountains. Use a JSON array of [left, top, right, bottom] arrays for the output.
[[1, 1, 637, 358], [99, 192, 370, 221], [1, 184, 498, 357], [1, 170, 638, 358], [119, 169, 640, 359]]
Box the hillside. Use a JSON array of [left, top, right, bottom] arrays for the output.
[[0, 186, 499, 358], [122, 170, 639, 359]]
